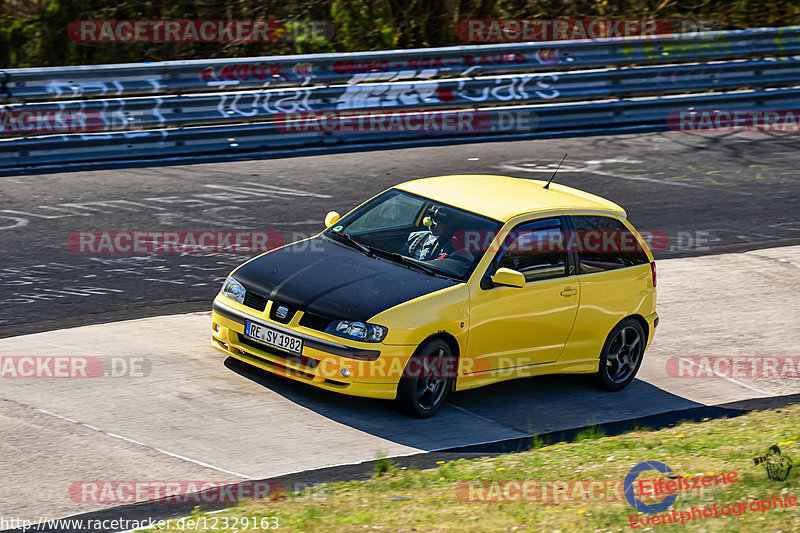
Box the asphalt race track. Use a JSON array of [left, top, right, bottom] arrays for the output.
[[2, 129, 800, 338], [2, 246, 799, 528], [1, 128, 800, 528]]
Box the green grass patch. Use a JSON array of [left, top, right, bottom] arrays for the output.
[[140, 405, 800, 532], [373, 449, 396, 476], [575, 424, 606, 442]]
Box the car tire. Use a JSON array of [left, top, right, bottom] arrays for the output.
[[594, 318, 646, 392], [394, 339, 455, 418]]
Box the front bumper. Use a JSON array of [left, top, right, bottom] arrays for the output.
[[211, 297, 411, 400]]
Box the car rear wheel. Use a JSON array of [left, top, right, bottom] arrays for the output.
[[394, 339, 454, 418], [595, 318, 646, 391]]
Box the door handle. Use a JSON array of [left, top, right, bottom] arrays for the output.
[[560, 288, 578, 296]]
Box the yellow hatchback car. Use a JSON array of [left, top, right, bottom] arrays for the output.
[[211, 175, 658, 417]]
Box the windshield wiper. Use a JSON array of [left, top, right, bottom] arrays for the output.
[[366, 247, 443, 277], [329, 228, 373, 257]]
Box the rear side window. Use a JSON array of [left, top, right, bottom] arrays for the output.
[[569, 215, 649, 274], [496, 218, 567, 281]]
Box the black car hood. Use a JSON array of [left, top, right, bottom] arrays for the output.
[[232, 236, 458, 322]]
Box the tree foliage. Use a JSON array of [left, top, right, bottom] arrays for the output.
[[1, 0, 798, 68]]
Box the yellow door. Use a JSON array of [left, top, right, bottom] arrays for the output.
[[558, 214, 656, 364], [466, 217, 580, 372]]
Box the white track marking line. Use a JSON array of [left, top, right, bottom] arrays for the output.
[[649, 345, 774, 396], [34, 407, 253, 479], [590, 168, 709, 189], [500, 162, 707, 189], [499, 158, 754, 195]]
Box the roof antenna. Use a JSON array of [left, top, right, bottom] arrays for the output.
[[544, 153, 568, 189]]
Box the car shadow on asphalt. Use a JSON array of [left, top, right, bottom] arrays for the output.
[[222, 356, 763, 453]]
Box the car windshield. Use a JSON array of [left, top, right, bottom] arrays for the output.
[[324, 189, 502, 281]]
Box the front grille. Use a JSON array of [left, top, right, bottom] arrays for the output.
[[237, 333, 319, 369], [243, 291, 269, 312], [299, 312, 332, 331]]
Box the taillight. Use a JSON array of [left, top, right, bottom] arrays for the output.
[[650, 262, 657, 287]]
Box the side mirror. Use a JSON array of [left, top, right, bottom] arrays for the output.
[[324, 211, 340, 228], [490, 267, 526, 288]]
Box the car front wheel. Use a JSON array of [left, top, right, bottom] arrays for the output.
[[595, 318, 646, 391], [394, 339, 455, 418]]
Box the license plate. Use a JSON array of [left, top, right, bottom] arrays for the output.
[[245, 321, 303, 355]]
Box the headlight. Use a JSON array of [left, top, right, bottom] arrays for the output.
[[327, 320, 387, 342], [221, 276, 246, 304]]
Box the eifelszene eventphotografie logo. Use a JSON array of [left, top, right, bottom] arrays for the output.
[[624, 461, 678, 513]]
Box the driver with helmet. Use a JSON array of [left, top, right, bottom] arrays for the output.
[[401, 205, 474, 264]]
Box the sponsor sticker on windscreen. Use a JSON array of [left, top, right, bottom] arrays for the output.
[[245, 321, 303, 355]]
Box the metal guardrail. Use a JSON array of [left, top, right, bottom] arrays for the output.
[[4, 86, 800, 169], [2, 26, 800, 172], [2, 57, 799, 135]]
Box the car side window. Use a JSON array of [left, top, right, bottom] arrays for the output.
[[568, 215, 650, 274], [495, 218, 567, 282]]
